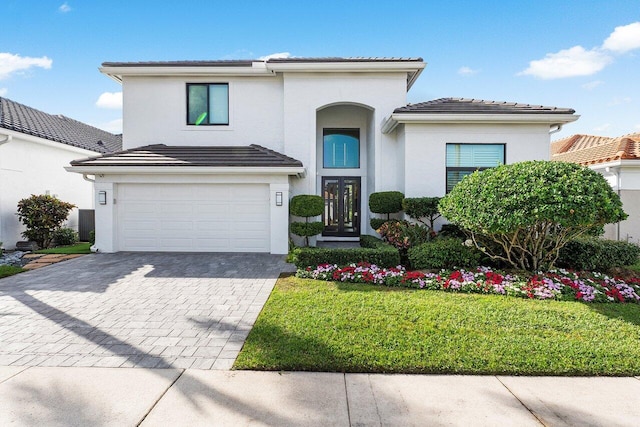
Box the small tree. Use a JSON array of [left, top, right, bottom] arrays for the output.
[[402, 197, 441, 233], [369, 191, 404, 230], [439, 161, 627, 271], [16, 194, 76, 249], [290, 195, 324, 247]]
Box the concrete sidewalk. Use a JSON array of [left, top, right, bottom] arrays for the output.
[[1, 367, 639, 426]]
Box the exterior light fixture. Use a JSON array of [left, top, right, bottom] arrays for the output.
[[275, 192, 283, 206], [98, 191, 107, 205]]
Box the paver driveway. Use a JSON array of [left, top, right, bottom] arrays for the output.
[[0, 253, 294, 369]]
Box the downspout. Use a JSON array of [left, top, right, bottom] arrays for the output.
[[82, 174, 95, 183], [549, 124, 562, 135], [0, 134, 12, 146]]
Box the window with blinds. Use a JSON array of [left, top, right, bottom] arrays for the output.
[[446, 143, 505, 192]]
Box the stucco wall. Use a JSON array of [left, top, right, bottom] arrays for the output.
[[598, 166, 640, 244], [402, 123, 552, 197], [0, 134, 96, 249]]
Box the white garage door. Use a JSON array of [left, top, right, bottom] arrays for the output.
[[117, 184, 270, 252]]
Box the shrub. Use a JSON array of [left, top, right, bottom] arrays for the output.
[[377, 221, 430, 250], [16, 194, 76, 249], [557, 238, 640, 272], [89, 230, 96, 245], [291, 240, 400, 269], [438, 223, 467, 239], [439, 161, 627, 271], [408, 238, 483, 270], [290, 194, 324, 246], [369, 218, 388, 231], [360, 234, 388, 249], [402, 197, 441, 231], [52, 227, 78, 246], [369, 191, 404, 229]]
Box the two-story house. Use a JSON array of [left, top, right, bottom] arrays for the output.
[[67, 57, 578, 254]]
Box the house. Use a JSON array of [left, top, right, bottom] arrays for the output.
[[66, 57, 578, 254], [552, 132, 640, 243], [0, 97, 122, 249]]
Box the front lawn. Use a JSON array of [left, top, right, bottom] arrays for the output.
[[36, 242, 91, 254], [0, 265, 25, 279], [234, 275, 640, 375]]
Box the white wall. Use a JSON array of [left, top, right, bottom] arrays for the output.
[[402, 123, 552, 197], [0, 134, 97, 249], [596, 164, 640, 244]]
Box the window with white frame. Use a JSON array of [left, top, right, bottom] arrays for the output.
[[446, 143, 505, 192], [186, 83, 229, 125]]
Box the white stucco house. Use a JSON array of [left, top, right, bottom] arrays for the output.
[[552, 132, 640, 244], [67, 57, 578, 254], [0, 97, 122, 249]]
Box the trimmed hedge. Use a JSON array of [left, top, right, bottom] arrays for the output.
[[291, 236, 400, 269], [369, 191, 404, 216], [290, 195, 324, 217], [369, 218, 388, 231], [556, 238, 640, 271], [408, 238, 483, 270], [290, 222, 324, 237], [52, 227, 78, 246]]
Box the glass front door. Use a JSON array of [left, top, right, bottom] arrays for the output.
[[322, 177, 360, 237]]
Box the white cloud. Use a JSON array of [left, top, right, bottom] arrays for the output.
[[59, 2, 71, 13], [607, 96, 632, 106], [95, 91, 122, 109], [0, 88, 7, 97], [602, 22, 640, 53], [98, 118, 123, 134], [519, 46, 612, 79], [458, 66, 479, 76], [258, 52, 291, 61], [0, 53, 52, 80], [594, 123, 611, 132], [582, 80, 604, 90]]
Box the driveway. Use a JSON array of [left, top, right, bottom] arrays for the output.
[[0, 253, 294, 369]]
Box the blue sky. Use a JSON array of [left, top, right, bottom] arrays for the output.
[[2, 0, 639, 140]]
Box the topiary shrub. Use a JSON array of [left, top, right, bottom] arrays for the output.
[[369, 218, 389, 231], [290, 194, 324, 247], [439, 161, 627, 271], [369, 191, 404, 230], [408, 238, 484, 270], [291, 246, 400, 269], [402, 197, 441, 232], [556, 238, 640, 272], [52, 227, 78, 246], [16, 194, 76, 249]]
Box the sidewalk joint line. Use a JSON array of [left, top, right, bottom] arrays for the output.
[[136, 368, 185, 426], [343, 374, 352, 427], [0, 366, 30, 385], [495, 376, 546, 426]]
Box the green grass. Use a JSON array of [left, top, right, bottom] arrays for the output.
[[0, 265, 25, 278], [235, 275, 640, 375], [36, 242, 91, 254]]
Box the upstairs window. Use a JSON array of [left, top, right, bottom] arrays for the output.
[[446, 143, 505, 192], [323, 129, 360, 168], [187, 83, 229, 125]]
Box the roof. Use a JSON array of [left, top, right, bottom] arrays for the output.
[[394, 98, 575, 114], [0, 97, 122, 154], [552, 132, 640, 165], [101, 57, 423, 67], [70, 144, 304, 168]]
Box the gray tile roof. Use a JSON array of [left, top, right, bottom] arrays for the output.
[[102, 57, 423, 67], [0, 97, 122, 154], [70, 144, 304, 168], [394, 98, 575, 114]]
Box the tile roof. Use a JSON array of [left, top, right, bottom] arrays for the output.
[[70, 144, 303, 168], [0, 97, 122, 154], [551, 133, 640, 165], [394, 98, 575, 114], [102, 57, 423, 67]]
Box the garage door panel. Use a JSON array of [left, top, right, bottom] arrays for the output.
[[118, 184, 270, 252]]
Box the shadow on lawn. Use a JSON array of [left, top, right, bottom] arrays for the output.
[[587, 303, 640, 327]]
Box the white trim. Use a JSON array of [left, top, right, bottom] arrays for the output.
[[588, 159, 640, 170], [66, 165, 306, 177], [100, 64, 275, 82], [0, 129, 101, 156]]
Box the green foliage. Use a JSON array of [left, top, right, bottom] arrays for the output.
[[16, 194, 76, 249], [557, 238, 640, 271], [290, 195, 324, 217], [402, 197, 441, 231], [0, 265, 24, 279], [290, 222, 324, 237], [408, 238, 483, 270], [438, 223, 467, 239], [291, 245, 400, 269], [369, 218, 388, 231], [376, 221, 431, 250], [369, 191, 404, 219], [359, 234, 388, 249], [439, 161, 627, 271], [52, 227, 78, 246], [89, 230, 96, 245], [36, 242, 91, 254]]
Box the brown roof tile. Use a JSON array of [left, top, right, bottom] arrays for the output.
[[551, 133, 640, 165]]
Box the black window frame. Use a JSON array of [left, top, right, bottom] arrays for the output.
[[186, 83, 229, 126], [445, 143, 506, 193]]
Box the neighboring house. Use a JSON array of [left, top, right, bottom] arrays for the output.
[[0, 97, 122, 249], [67, 57, 578, 254], [552, 132, 640, 243]]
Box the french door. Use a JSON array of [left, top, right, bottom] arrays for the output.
[[322, 177, 360, 237]]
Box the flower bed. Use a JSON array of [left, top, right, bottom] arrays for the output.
[[296, 263, 640, 303]]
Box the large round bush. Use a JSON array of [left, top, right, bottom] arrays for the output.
[[438, 161, 627, 271]]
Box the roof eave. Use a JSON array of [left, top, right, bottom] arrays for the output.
[[383, 113, 579, 132], [65, 165, 306, 177], [99, 63, 275, 82]]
